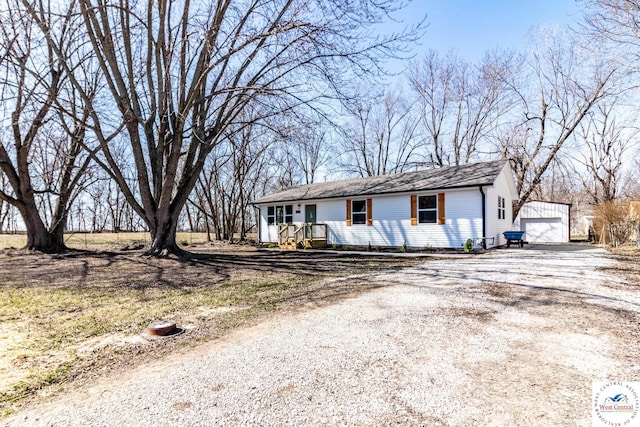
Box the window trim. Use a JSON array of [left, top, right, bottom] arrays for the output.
[[498, 196, 506, 220]]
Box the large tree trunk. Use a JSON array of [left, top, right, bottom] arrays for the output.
[[145, 206, 184, 257], [20, 202, 66, 253]]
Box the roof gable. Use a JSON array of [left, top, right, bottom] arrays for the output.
[[253, 160, 510, 204]]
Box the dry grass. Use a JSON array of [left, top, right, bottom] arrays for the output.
[[0, 231, 213, 250], [600, 244, 640, 288], [0, 238, 425, 416]]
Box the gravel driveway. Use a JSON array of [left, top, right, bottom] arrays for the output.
[[4, 244, 640, 426]]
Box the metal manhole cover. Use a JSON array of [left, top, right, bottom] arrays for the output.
[[146, 320, 178, 337]]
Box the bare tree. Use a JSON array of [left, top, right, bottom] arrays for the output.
[[25, 0, 422, 256], [408, 50, 461, 167], [583, 0, 640, 67], [497, 31, 615, 217], [627, 158, 640, 199], [572, 101, 640, 203], [408, 49, 511, 167], [339, 88, 421, 177], [279, 113, 332, 184], [193, 114, 276, 242], [532, 156, 577, 202], [0, 2, 95, 252], [580, 1, 640, 204], [105, 179, 124, 231], [296, 127, 329, 185]]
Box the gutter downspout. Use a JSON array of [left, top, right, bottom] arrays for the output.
[[479, 186, 486, 249]]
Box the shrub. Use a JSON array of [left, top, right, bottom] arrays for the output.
[[592, 200, 639, 247]]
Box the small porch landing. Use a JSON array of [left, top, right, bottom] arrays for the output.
[[278, 223, 327, 250]]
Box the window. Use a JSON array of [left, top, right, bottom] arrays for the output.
[[284, 205, 293, 224], [267, 206, 275, 225], [411, 193, 445, 225], [418, 195, 437, 223], [498, 196, 506, 220], [352, 200, 367, 225], [267, 205, 294, 225], [276, 206, 284, 224]]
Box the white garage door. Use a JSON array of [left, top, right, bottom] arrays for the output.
[[521, 218, 564, 243]]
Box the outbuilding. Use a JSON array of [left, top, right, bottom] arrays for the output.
[[513, 201, 571, 243], [252, 160, 519, 250]]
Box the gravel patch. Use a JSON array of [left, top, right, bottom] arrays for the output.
[[3, 244, 639, 426]]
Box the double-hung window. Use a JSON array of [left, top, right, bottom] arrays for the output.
[[267, 206, 276, 225], [351, 200, 367, 225], [498, 196, 506, 220], [276, 206, 284, 224], [418, 195, 437, 223], [284, 205, 293, 224]]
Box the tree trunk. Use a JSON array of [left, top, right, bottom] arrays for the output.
[[20, 202, 66, 253], [145, 208, 185, 257], [0, 201, 5, 234], [205, 218, 211, 242]]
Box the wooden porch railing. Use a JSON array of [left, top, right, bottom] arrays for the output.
[[278, 223, 327, 249]]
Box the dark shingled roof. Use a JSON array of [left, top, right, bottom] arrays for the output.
[[253, 160, 508, 204]]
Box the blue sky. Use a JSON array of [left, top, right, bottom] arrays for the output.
[[390, 0, 581, 65]]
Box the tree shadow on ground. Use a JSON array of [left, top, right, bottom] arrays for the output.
[[0, 248, 421, 290]]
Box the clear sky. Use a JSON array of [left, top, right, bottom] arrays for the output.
[[390, 0, 582, 66]]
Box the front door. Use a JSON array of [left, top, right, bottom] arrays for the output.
[[304, 205, 317, 240], [305, 205, 316, 223]]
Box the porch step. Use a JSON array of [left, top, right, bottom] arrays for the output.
[[279, 239, 300, 250]]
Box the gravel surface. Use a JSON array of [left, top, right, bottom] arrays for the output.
[[4, 244, 639, 426]]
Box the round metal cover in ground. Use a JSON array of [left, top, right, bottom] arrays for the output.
[[147, 320, 177, 337]]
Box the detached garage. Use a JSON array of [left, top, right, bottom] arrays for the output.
[[513, 201, 571, 243]]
